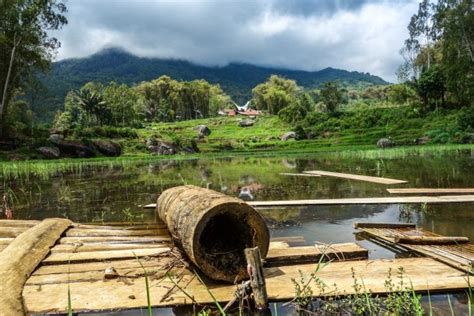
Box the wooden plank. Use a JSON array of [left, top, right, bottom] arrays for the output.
[[266, 243, 368, 266], [354, 222, 416, 229], [0, 237, 14, 245], [65, 228, 168, 237], [74, 223, 166, 230], [0, 220, 40, 227], [304, 170, 408, 184], [248, 195, 474, 207], [0, 226, 30, 238], [59, 236, 171, 244], [0, 218, 71, 316], [22, 257, 473, 313], [43, 247, 171, 264], [395, 236, 469, 245], [279, 173, 321, 177], [357, 225, 474, 273], [32, 258, 173, 276], [387, 188, 474, 194], [270, 236, 305, 244], [51, 242, 173, 253]]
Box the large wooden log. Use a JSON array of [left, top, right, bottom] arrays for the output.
[[157, 185, 269, 283]]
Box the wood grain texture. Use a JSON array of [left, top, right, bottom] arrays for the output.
[[387, 188, 474, 194], [0, 218, 71, 316], [22, 257, 473, 313], [249, 195, 474, 207]]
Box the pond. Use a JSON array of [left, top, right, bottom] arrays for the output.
[[1, 146, 473, 314]]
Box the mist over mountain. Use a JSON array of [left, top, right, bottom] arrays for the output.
[[34, 47, 388, 122]]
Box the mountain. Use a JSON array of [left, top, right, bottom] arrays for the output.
[[33, 47, 389, 122]]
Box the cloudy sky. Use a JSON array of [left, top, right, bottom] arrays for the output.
[[53, 0, 419, 82]]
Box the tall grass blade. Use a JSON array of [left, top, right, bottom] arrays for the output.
[[194, 270, 226, 315], [134, 253, 152, 316]]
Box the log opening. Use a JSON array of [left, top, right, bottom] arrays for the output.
[[157, 185, 269, 282]]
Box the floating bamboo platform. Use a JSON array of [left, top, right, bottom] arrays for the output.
[[355, 222, 474, 273], [0, 219, 473, 314], [303, 170, 408, 184], [387, 188, 474, 194]]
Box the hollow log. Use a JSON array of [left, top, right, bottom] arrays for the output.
[[395, 236, 469, 245], [156, 185, 270, 283]]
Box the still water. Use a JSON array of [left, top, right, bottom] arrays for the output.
[[1, 148, 473, 315]]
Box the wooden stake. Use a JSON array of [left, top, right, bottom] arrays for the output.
[[245, 247, 268, 310]]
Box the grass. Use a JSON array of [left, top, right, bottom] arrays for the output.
[[0, 142, 471, 181]]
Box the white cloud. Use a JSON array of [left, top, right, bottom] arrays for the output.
[[53, 0, 419, 81]]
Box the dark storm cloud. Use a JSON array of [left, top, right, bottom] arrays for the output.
[[53, 0, 418, 81]]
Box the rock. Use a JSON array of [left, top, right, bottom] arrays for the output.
[[37, 146, 60, 159], [281, 132, 296, 141], [195, 125, 211, 137], [51, 139, 96, 158], [377, 138, 394, 148], [104, 267, 119, 279], [92, 140, 122, 157], [48, 134, 64, 143], [414, 136, 431, 145], [148, 139, 177, 155], [239, 119, 254, 127]]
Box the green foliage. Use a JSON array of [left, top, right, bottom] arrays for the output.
[[320, 81, 346, 114], [31, 48, 388, 123], [388, 84, 417, 104], [417, 65, 446, 107], [402, 0, 473, 108], [457, 106, 474, 131], [0, 0, 68, 136], [252, 75, 300, 114], [278, 103, 307, 124]]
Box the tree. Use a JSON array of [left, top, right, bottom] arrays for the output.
[[417, 64, 446, 108], [252, 75, 299, 114], [0, 0, 67, 137], [103, 82, 142, 126], [320, 82, 345, 114]]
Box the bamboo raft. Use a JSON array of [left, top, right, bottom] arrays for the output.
[[355, 222, 474, 273], [0, 219, 473, 314]]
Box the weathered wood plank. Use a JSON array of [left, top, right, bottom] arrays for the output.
[[270, 236, 305, 243], [387, 188, 474, 194], [51, 242, 173, 253], [354, 222, 416, 229], [395, 236, 469, 245], [356, 225, 474, 273], [0, 220, 40, 227], [0, 237, 14, 245], [0, 218, 72, 316], [59, 236, 171, 244], [0, 226, 30, 238], [266, 243, 368, 266], [249, 195, 474, 207], [304, 170, 407, 184], [74, 223, 166, 230], [43, 247, 172, 264], [65, 228, 168, 237], [22, 258, 473, 313]]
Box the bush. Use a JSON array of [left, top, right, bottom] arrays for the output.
[[278, 103, 307, 124], [457, 106, 474, 131]]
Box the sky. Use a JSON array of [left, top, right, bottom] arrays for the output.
[[53, 0, 419, 82]]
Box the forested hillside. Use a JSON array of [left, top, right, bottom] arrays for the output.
[[33, 48, 388, 122]]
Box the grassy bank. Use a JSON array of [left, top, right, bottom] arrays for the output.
[[1, 143, 472, 181]]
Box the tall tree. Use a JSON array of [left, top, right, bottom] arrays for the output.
[[0, 0, 67, 137], [320, 81, 345, 114]]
